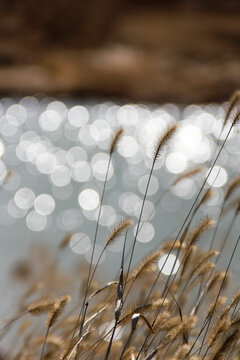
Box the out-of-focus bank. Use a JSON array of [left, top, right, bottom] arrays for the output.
[[0, 1, 240, 102]]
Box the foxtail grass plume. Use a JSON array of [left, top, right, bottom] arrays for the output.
[[224, 175, 240, 202], [106, 218, 133, 247], [197, 188, 214, 209], [172, 166, 203, 186], [59, 232, 73, 250], [28, 299, 56, 316], [223, 89, 240, 128], [128, 249, 163, 281], [153, 123, 177, 162], [231, 108, 240, 127], [46, 295, 71, 329], [109, 127, 124, 154], [4, 92, 240, 360], [187, 217, 215, 247]]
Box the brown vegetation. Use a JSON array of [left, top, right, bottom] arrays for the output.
[[1, 92, 240, 359]]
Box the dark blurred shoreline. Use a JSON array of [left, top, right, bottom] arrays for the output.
[[0, 2, 240, 103]]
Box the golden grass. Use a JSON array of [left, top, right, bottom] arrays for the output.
[[1, 92, 240, 360]]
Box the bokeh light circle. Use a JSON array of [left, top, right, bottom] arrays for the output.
[[158, 254, 180, 275], [165, 152, 187, 174], [39, 110, 62, 132], [68, 106, 89, 127], [71, 161, 92, 182], [26, 211, 47, 232], [207, 166, 228, 188], [78, 189, 100, 211], [34, 194, 55, 215], [134, 222, 155, 243], [50, 165, 71, 187], [70, 233, 91, 254], [118, 136, 139, 158], [14, 188, 35, 210]]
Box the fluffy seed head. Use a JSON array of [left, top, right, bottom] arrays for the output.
[[106, 218, 133, 247], [28, 299, 56, 315], [224, 176, 240, 202], [153, 124, 177, 162], [109, 128, 124, 154], [59, 232, 73, 250], [172, 166, 203, 186], [46, 295, 71, 329], [224, 90, 240, 128], [187, 217, 214, 247]]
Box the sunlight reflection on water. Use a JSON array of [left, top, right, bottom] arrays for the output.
[[0, 96, 238, 278]]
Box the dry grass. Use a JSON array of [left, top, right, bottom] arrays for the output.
[[1, 92, 240, 360]]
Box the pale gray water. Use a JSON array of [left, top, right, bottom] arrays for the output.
[[0, 97, 240, 318]]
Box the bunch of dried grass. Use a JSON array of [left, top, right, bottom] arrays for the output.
[[1, 93, 240, 360]]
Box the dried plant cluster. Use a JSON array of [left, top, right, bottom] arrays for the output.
[[1, 91, 240, 360]]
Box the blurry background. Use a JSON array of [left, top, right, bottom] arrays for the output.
[[1, 0, 240, 327], [0, 0, 240, 102]]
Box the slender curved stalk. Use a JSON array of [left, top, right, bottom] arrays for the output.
[[69, 155, 112, 357], [135, 123, 234, 360]]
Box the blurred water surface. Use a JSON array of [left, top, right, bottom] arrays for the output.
[[1, 96, 240, 316]]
